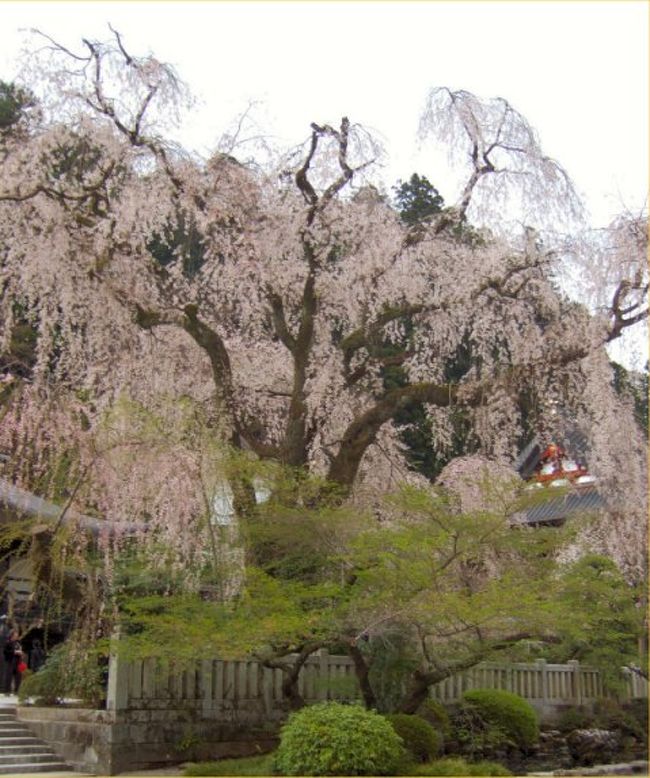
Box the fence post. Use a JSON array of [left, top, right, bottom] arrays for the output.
[[536, 659, 548, 705], [318, 648, 329, 700], [201, 659, 212, 717], [568, 660, 582, 706], [106, 652, 129, 712]]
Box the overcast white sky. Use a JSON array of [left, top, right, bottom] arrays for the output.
[[2, 0, 648, 228]]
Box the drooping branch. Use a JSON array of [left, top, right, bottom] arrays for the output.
[[420, 87, 584, 227], [31, 28, 186, 191], [340, 303, 426, 365]]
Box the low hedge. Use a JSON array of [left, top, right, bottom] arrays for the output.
[[386, 714, 442, 762], [461, 689, 539, 750], [274, 701, 405, 776], [417, 699, 452, 740]]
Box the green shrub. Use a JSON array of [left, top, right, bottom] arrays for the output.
[[409, 757, 471, 775], [273, 701, 405, 776], [18, 641, 106, 707], [622, 699, 649, 744], [417, 699, 452, 740], [593, 697, 646, 742], [387, 714, 442, 762], [408, 757, 512, 776], [467, 760, 512, 775], [449, 702, 512, 761], [184, 754, 274, 776], [556, 706, 595, 734], [461, 689, 539, 750]]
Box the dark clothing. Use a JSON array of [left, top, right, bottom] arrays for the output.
[[2, 639, 24, 694], [29, 642, 46, 673], [0, 622, 10, 690]]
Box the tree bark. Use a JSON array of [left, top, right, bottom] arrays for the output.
[[259, 643, 321, 711], [348, 642, 377, 710], [327, 382, 459, 489]]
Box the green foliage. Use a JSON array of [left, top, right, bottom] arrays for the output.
[[459, 690, 539, 752], [556, 706, 595, 734], [184, 754, 275, 776], [552, 555, 642, 687], [117, 478, 640, 720], [18, 640, 107, 707], [362, 631, 420, 712], [417, 699, 452, 740], [0, 80, 36, 133], [387, 714, 442, 762], [393, 174, 444, 226], [466, 760, 512, 776], [611, 360, 648, 435], [622, 699, 649, 745], [273, 702, 405, 776], [408, 758, 471, 776], [407, 757, 511, 776], [593, 697, 648, 744], [449, 701, 513, 761], [147, 208, 206, 278]]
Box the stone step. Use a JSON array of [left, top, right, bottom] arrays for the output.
[[0, 762, 70, 775], [0, 752, 65, 765], [0, 728, 34, 737], [0, 744, 52, 754], [0, 736, 43, 746], [0, 708, 73, 774], [0, 721, 31, 730]]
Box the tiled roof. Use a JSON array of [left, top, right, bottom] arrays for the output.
[[512, 416, 607, 526], [511, 484, 606, 526]]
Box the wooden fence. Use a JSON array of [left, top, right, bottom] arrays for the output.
[[107, 649, 359, 719], [106, 650, 647, 719], [430, 660, 604, 705]]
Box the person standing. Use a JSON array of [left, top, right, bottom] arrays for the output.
[[0, 616, 10, 693], [2, 629, 24, 694], [29, 639, 46, 673]]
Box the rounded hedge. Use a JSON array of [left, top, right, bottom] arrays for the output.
[[386, 713, 442, 762], [418, 699, 452, 740], [461, 689, 539, 750], [274, 701, 405, 776]]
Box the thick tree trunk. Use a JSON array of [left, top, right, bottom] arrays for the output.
[[398, 669, 446, 714], [396, 634, 551, 713], [348, 642, 377, 710], [259, 643, 320, 711], [327, 382, 459, 490]]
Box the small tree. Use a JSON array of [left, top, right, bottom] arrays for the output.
[[116, 475, 644, 713]]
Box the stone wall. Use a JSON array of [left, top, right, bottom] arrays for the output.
[[17, 705, 278, 775]]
